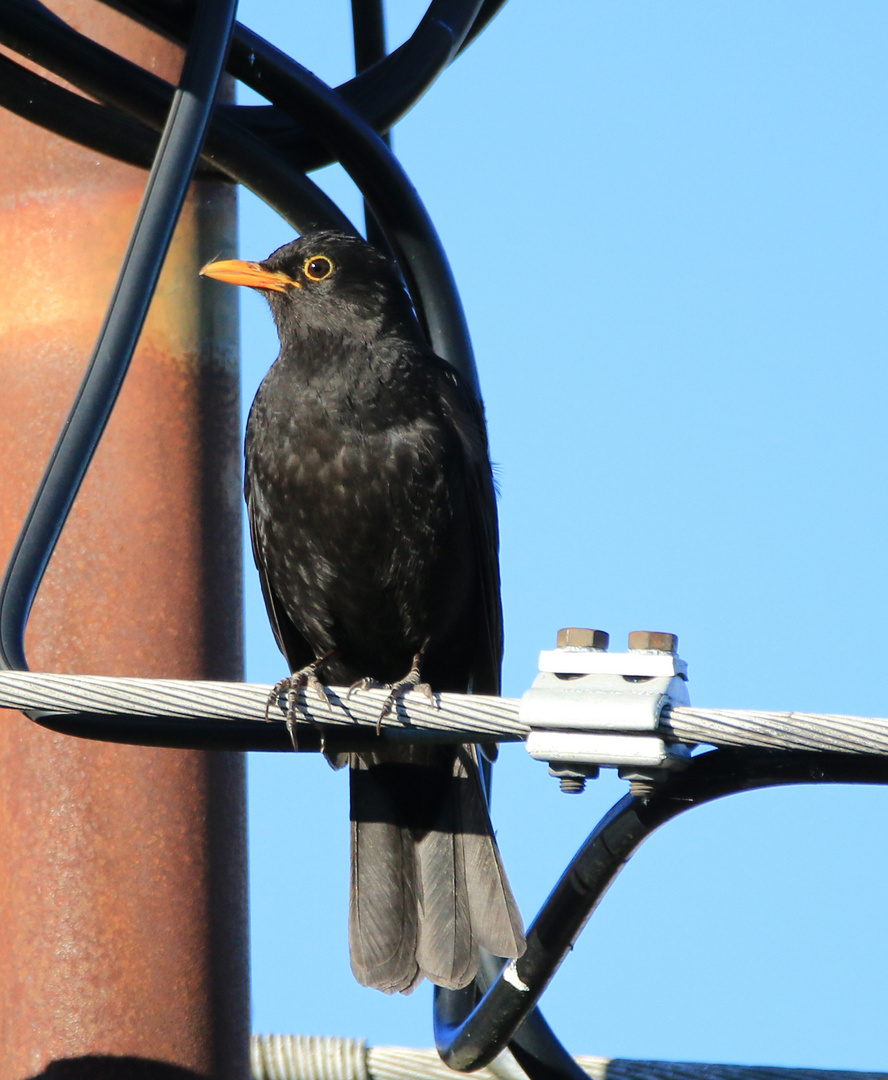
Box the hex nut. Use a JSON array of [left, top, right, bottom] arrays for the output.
[[556, 627, 609, 650], [628, 631, 677, 653]]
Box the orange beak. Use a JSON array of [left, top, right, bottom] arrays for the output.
[[199, 259, 299, 293]]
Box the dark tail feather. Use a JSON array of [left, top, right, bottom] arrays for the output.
[[348, 747, 525, 993], [452, 745, 526, 961], [348, 760, 421, 993], [413, 811, 477, 989]]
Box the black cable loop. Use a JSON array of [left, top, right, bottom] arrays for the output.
[[101, 0, 504, 172], [0, 0, 355, 236], [0, 0, 499, 180], [215, 27, 482, 399], [0, 0, 479, 394], [434, 748, 888, 1072], [0, 0, 238, 672], [0, 50, 348, 232]]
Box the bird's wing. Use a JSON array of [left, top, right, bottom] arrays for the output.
[[245, 479, 314, 673], [432, 359, 504, 697]]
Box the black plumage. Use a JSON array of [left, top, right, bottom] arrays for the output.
[[201, 231, 525, 993]]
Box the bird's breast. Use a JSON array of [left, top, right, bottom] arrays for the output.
[[243, 345, 488, 686]]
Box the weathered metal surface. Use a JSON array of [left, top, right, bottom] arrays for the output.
[[0, 3, 247, 1077]]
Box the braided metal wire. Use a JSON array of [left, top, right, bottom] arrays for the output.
[[3, 670, 888, 758], [249, 1036, 887, 1080]]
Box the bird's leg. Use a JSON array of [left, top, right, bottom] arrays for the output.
[[348, 651, 436, 735], [378, 651, 436, 733], [265, 649, 336, 750]]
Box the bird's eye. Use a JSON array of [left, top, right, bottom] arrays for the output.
[[303, 255, 334, 282]]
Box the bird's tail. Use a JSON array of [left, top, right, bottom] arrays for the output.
[[348, 745, 525, 994]]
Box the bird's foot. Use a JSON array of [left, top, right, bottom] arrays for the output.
[[378, 677, 435, 733], [348, 653, 436, 735], [265, 652, 335, 749]]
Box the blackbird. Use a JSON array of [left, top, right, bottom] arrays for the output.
[[201, 231, 525, 993]]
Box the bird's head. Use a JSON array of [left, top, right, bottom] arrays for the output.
[[200, 231, 420, 347]]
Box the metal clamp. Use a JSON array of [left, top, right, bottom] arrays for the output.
[[521, 629, 692, 793]]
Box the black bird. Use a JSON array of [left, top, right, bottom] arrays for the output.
[[201, 232, 525, 993]]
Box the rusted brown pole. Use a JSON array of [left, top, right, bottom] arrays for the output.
[[0, 4, 247, 1078]]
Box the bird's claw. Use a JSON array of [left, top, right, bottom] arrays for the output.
[[264, 665, 334, 750], [346, 652, 436, 734], [347, 676, 381, 699], [264, 676, 292, 724], [377, 679, 436, 735]]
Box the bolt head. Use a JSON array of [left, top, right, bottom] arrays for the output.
[[628, 631, 678, 653], [556, 627, 609, 650]]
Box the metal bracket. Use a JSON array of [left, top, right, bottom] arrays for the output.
[[520, 629, 692, 791]]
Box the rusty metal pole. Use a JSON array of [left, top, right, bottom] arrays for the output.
[[0, 5, 248, 1078]]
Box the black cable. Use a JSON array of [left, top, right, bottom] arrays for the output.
[[433, 748, 888, 1072], [456, 0, 510, 53], [0, 0, 237, 673], [352, 0, 389, 78], [475, 952, 590, 1080], [0, 0, 355, 235], [505, 1010, 592, 1080], [2, 0, 480, 391], [0, 51, 198, 177], [103, 0, 494, 172], [351, 0, 396, 257], [224, 25, 482, 399]]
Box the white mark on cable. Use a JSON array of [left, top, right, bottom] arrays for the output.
[[502, 959, 530, 992]]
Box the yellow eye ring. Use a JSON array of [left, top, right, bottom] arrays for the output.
[[303, 255, 334, 282]]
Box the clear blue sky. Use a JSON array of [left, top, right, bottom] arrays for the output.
[[236, 2, 888, 1072]]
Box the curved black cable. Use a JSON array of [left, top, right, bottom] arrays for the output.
[[0, 0, 475, 391], [474, 952, 590, 1080], [0, 0, 355, 236], [434, 747, 888, 1072], [2, 0, 507, 182], [102, 0, 500, 172], [223, 26, 482, 399], [455, 0, 510, 53], [0, 51, 195, 177], [215, 0, 489, 176], [505, 1008, 592, 1080], [0, 0, 237, 672]]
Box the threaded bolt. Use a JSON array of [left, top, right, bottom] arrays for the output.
[[629, 778, 655, 798], [559, 775, 586, 794]]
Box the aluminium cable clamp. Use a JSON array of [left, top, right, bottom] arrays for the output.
[[521, 629, 692, 793]]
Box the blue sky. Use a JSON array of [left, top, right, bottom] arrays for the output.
[[237, 2, 888, 1071]]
